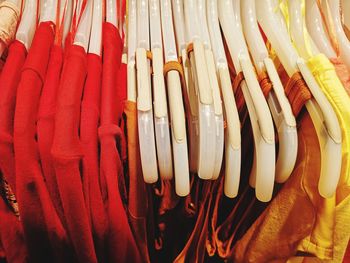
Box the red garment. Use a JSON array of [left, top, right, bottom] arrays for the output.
[[0, 40, 26, 192], [0, 40, 28, 263], [80, 53, 108, 262], [99, 22, 140, 263], [13, 22, 70, 263], [51, 44, 98, 263], [37, 45, 65, 226]]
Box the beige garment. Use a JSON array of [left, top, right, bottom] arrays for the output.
[[0, 1, 19, 46]]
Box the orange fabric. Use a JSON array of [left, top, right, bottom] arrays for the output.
[[258, 71, 273, 98], [232, 72, 245, 115], [330, 57, 350, 95], [186, 43, 194, 57], [124, 101, 152, 263]]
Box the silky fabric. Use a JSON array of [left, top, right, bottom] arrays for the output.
[[99, 22, 140, 263], [37, 45, 65, 226], [0, 40, 26, 193], [14, 22, 70, 263], [51, 44, 97, 263], [80, 53, 108, 263], [124, 101, 152, 263], [330, 57, 350, 95], [0, 1, 19, 46]]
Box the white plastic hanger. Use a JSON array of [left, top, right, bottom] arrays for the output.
[[106, 0, 117, 26], [62, 0, 73, 47], [323, 0, 350, 68], [171, 0, 200, 174], [257, 0, 342, 198], [136, 0, 158, 184], [305, 0, 337, 58], [184, 0, 217, 180], [40, 0, 58, 23], [197, 0, 224, 180], [127, 0, 137, 102], [207, 0, 241, 197], [73, 0, 92, 51], [88, 0, 102, 55], [241, 0, 298, 184], [160, 0, 190, 196], [219, 0, 276, 202], [16, 0, 38, 50], [149, 0, 173, 180]]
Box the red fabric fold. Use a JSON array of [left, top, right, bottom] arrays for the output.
[[51, 44, 97, 263], [14, 22, 70, 263], [80, 53, 108, 263]]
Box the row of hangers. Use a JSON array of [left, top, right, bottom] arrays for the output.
[[127, 0, 350, 202]]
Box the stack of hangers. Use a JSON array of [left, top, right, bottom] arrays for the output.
[[0, 0, 350, 262]]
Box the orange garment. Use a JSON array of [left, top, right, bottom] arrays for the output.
[[330, 57, 350, 95], [124, 101, 152, 263]]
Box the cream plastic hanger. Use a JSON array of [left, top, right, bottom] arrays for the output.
[[149, 0, 173, 180], [16, 0, 38, 50], [73, 0, 92, 51], [184, 0, 217, 180], [136, 0, 158, 184], [40, 0, 58, 23], [219, 0, 276, 202], [62, 0, 73, 47], [127, 0, 137, 102], [197, 0, 224, 180], [242, 0, 298, 184], [160, 0, 190, 196], [88, 0, 102, 55], [305, 0, 337, 58], [207, 0, 241, 197], [0, 0, 20, 56], [171, 0, 200, 174], [257, 0, 342, 198], [106, 0, 117, 26], [323, 0, 350, 68]]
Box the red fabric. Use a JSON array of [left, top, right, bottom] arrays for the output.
[[0, 41, 28, 263], [51, 44, 97, 263], [37, 45, 65, 226], [0, 40, 27, 192], [14, 22, 70, 263], [80, 53, 108, 262], [99, 22, 140, 263]]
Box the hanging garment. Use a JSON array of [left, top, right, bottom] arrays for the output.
[[80, 53, 108, 263], [0, 0, 19, 47], [13, 21, 71, 263], [124, 100, 152, 263], [99, 21, 140, 263], [0, 39, 28, 263], [37, 45, 65, 227], [51, 44, 97, 263]]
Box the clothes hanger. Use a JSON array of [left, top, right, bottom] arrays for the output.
[[219, 0, 276, 202], [323, 0, 350, 68], [257, 0, 342, 198], [184, 0, 217, 181], [241, 0, 298, 184], [160, 0, 190, 196], [171, 0, 200, 174], [16, 0, 38, 50], [149, 0, 173, 180], [197, 0, 224, 180], [207, 0, 241, 197], [62, 0, 73, 46], [106, 0, 117, 26], [342, 0, 350, 33], [88, 0, 102, 55], [135, 0, 158, 184], [305, 0, 337, 58], [127, 0, 137, 102], [40, 0, 58, 23], [73, 0, 92, 51]]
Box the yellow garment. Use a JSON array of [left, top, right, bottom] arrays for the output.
[[0, 1, 19, 46]]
